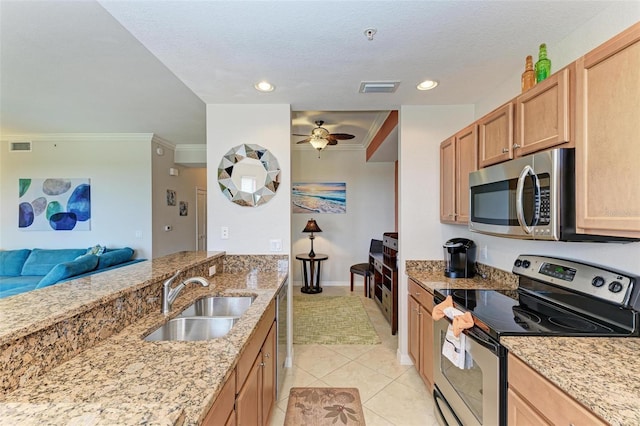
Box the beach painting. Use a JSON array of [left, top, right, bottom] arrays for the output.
[[292, 182, 346, 214]]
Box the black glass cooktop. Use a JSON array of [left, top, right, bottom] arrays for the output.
[[434, 288, 636, 341]]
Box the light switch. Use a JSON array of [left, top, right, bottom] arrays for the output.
[[270, 239, 282, 252]]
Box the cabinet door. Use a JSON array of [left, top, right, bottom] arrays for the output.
[[515, 67, 571, 157], [202, 370, 236, 426], [479, 102, 514, 167], [507, 388, 552, 426], [575, 22, 640, 238], [440, 136, 456, 223], [261, 323, 276, 426], [408, 296, 420, 366], [455, 124, 478, 223], [236, 355, 261, 426], [419, 305, 433, 390]]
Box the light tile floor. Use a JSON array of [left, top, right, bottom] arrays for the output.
[[269, 286, 439, 426]]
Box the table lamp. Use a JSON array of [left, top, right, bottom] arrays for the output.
[[302, 219, 322, 257]]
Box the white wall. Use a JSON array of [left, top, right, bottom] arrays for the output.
[[151, 139, 207, 258], [0, 134, 153, 259], [291, 148, 395, 285], [206, 104, 291, 255]]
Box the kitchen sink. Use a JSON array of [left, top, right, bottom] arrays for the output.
[[144, 317, 238, 342], [178, 296, 255, 318]]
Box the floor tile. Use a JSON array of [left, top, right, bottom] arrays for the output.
[[320, 360, 394, 402], [354, 345, 410, 380], [362, 407, 395, 426], [327, 344, 375, 360], [365, 381, 438, 426], [395, 367, 430, 394], [293, 344, 351, 378]]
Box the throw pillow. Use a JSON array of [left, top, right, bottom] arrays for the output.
[[97, 247, 134, 269], [21, 248, 87, 276], [36, 254, 99, 289], [0, 249, 32, 276], [85, 245, 106, 257]]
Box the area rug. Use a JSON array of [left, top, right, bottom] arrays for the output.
[[293, 296, 381, 345], [285, 387, 365, 426]]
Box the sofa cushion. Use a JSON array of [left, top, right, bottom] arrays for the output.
[[36, 254, 99, 289], [21, 248, 87, 276], [0, 276, 43, 299], [0, 249, 32, 276], [97, 248, 134, 269]]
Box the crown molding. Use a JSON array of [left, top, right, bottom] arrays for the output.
[[1, 133, 155, 143]]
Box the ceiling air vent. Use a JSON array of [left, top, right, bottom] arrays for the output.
[[10, 141, 32, 152], [359, 81, 400, 93]]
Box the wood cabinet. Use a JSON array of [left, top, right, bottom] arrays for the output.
[[371, 253, 398, 335], [407, 279, 434, 390], [515, 66, 572, 157], [440, 124, 478, 224], [575, 21, 640, 238], [207, 301, 277, 426], [507, 353, 607, 426], [478, 102, 514, 167]]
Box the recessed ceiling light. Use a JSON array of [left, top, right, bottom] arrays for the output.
[[254, 81, 275, 92], [417, 80, 439, 91]]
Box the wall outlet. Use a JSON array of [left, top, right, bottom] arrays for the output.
[[269, 239, 282, 252], [221, 226, 229, 239], [209, 265, 217, 276], [164, 225, 172, 232], [135, 230, 143, 239], [480, 245, 488, 260]]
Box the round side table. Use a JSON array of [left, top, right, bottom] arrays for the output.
[[295, 253, 328, 294]]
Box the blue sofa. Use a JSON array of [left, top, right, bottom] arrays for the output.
[[0, 247, 144, 299]]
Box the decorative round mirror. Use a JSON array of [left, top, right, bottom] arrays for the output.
[[218, 144, 281, 207]]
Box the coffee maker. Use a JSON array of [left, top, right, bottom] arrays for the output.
[[443, 238, 476, 278]]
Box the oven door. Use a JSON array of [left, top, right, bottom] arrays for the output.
[[433, 317, 505, 426]]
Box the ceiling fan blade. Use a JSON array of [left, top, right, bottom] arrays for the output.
[[329, 133, 355, 140], [296, 138, 311, 144], [292, 134, 310, 137], [327, 140, 338, 146]]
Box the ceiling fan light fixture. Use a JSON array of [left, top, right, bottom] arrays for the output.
[[309, 137, 329, 151], [417, 79, 439, 91], [254, 81, 275, 92]]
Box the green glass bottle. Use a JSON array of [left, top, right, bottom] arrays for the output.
[[535, 43, 551, 83]]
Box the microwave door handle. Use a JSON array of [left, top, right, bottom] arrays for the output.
[[516, 165, 535, 234]]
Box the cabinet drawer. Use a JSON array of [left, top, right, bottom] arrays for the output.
[[408, 279, 433, 313], [508, 353, 606, 425]]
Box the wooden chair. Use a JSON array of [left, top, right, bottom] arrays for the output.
[[350, 239, 383, 297]]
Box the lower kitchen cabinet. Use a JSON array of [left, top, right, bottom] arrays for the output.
[[507, 353, 607, 426], [407, 279, 434, 390], [205, 301, 276, 426]]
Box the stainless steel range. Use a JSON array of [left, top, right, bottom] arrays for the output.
[[432, 254, 640, 426]]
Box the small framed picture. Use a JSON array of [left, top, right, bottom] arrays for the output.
[[166, 189, 176, 206], [179, 201, 188, 216]]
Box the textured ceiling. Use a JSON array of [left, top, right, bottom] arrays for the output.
[[0, 0, 617, 154]]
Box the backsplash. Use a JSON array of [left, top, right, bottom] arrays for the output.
[[223, 255, 288, 273]]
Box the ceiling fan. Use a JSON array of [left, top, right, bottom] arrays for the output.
[[293, 120, 355, 152]]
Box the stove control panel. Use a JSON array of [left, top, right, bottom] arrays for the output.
[[513, 255, 636, 307]]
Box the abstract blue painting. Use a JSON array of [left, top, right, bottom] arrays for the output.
[[18, 178, 91, 231]]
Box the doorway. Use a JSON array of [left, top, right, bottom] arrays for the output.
[[196, 187, 207, 250]]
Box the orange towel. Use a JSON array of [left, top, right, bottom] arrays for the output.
[[432, 295, 453, 320], [432, 295, 474, 337], [452, 312, 474, 337]]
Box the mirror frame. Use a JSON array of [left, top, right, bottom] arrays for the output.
[[217, 144, 281, 207]]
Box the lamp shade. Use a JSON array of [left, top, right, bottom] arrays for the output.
[[302, 219, 322, 233], [309, 137, 329, 151]]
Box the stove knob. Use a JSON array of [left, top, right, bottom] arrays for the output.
[[591, 276, 606, 288], [608, 281, 623, 293], [514, 259, 522, 267], [522, 260, 531, 268]]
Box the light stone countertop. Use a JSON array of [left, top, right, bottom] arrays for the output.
[[407, 263, 639, 425], [502, 336, 640, 426], [0, 268, 287, 425]]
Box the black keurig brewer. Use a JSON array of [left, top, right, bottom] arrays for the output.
[[443, 238, 476, 278]]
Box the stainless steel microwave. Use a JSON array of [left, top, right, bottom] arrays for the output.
[[468, 148, 636, 242]]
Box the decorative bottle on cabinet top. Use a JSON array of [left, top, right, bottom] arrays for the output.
[[535, 43, 551, 83], [521, 55, 535, 92]]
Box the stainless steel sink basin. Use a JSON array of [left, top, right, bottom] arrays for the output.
[[144, 317, 238, 342], [178, 296, 255, 318]]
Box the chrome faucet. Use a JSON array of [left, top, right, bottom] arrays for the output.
[[161, 270, 210, 314]]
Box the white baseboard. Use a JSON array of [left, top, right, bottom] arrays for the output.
[[292, 280, 351, 287]]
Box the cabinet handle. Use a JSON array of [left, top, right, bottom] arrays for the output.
[[502, 147, 509, 153], [414, 292, 421, 296], [513, 143, 521, 149], [264, 352, 270, 358], [260, 362, 265, 367]]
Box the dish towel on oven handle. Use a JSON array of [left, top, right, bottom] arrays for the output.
[[434, 296, 475, 369]]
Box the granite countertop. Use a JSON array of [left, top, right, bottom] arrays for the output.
[[0, 269, 287, 425], [502, 336, 640, 426]]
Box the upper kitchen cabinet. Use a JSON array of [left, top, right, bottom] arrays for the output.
[[478, 102, 514, 167], [440, 124, 478, 224], [514, 66, 573, 157], [575, 22, 640, 238]]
